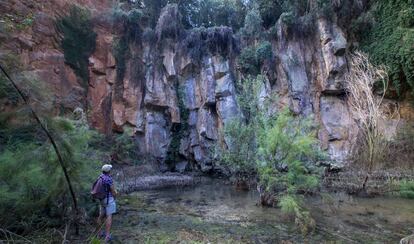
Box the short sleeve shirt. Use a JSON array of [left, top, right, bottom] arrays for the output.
[[100, 173, 113, 198]]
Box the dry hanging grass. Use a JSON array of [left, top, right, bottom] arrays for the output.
[[344, 51, 388, 191]]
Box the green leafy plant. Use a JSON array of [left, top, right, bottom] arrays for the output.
[[256, 108, 321, 195], [256, 41, 272, 64], [241, 4, 263, 40], [359, 0, 414, 95], [278, 195, 315, 236], [219, 120, 257, 181], [56, 5, 97, 88], [238, 42, 273, 76], [256, 108, 321, 235], [165, 83, 190, 168], [219, 76, 265, 182], [0, 118, 103, 231], [399, 180, 414, 199]]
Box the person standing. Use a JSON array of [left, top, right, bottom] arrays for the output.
[[95, 164, 117, 242]]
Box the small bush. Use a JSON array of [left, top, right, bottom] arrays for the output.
[[238, 42, 273, 76], [127, 8, 144, 23], [399, 180, 414, 199], [256, 41, 272, 63], [238, 46, 259, 75], [257, 108, 322, 195], [0, 118, 104, 231], [278, 195, 316, 236], [219, 120, 257, 179]]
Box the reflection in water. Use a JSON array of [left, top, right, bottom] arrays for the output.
[[114, 179, 414, 243]]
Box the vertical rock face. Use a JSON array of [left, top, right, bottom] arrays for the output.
[[86, 4, 243, 171], [270, 17, 360, 165], [2, 2, 413, 170]]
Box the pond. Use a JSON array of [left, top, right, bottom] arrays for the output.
[[109, 179, 414, 243]]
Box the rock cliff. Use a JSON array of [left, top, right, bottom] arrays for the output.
[[1, 1, 413, 172]]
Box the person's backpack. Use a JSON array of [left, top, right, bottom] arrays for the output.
[[91, 176, 108, 200]]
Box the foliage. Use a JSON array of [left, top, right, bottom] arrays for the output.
[[220, 77, 320, 231], [0, 118, 103, 231], [399, 180, 414, 199], [219, 120, 257, 178], [56, 5, 97, 88], [165, 83, 190, 168], [256, 41, 272, 63], [255, 108, 321, 235], [218, 76, 265, 179], [238, 41, 273, 76], [183, 0, 246, 30], [278, 195, 315, 236], [111, 3, 145, 101], [87, 128, 142, 166], [0, 13, 34, 33], [254, 0, 284, 28], [240, 4, 263, 40], [256, 108, 321, 195], [235, 75, 264, 122], [238, 46, 259, 75], [121, 0, 246, 29], [383, 124, 414, 168], [359, 0, 414, 95], [155, 4, 182, 40], [181, 26, 234, 62]]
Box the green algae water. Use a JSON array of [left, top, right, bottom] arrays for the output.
[[110, 179, 414, 243]]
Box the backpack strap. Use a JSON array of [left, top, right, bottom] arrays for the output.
[[100, 175, 110, 205]]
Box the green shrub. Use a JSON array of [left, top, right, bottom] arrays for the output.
[[278, 195, 315, 236], [219, 76, 265, 179], [359, 0, 414, 95], [238, 41, 273, 76], [238, 46, 259, 75], [257, 108, 322, 194], [256, 108, 321, 235], [0, 118, 103, 231], [56, 5, 97, 88], [241, 4, 263, 39], [219, 120, 257, 178], [255, 0, 283, 28], [399, 180, 414, 199], [235, 75, 264, 122], [127, 8, 144, 23], [181, 0, 246, 29], [256, 41, 272, 63]]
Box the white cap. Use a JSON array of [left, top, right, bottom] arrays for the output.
[[102, 164, 112, 173]]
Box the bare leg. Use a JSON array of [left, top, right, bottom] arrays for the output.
[[96, 208, 105, 236], [105, 214, 112, 241]]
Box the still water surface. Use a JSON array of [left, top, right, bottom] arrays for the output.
[[112, 179, 414, 243]]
